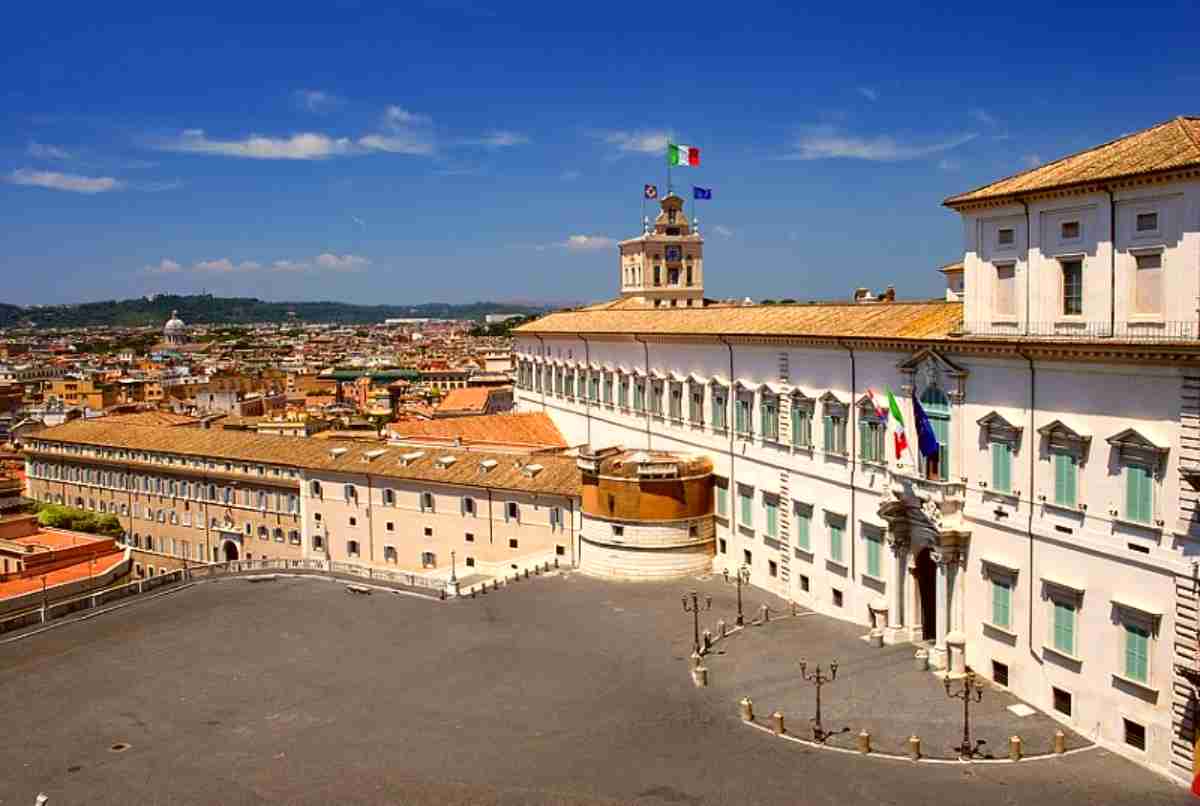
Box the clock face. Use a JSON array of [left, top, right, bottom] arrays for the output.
[[666, 246, 681, 261]]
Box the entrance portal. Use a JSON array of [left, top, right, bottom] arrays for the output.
[[223, 541, 240, 562], [914, 548, 936, 641]]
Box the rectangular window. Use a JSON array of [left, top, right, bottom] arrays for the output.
[[791, 402, 812, 447], [761, 397, 779, 441], [1124, 719, 1146, 751], [1061, 220, 1080, 239], [669, 382, 683, 419], [992, 660, 1009, 687], [711, 387, 727, 430], [651, 380, 664, 416], [1061, 259, 1083, 316], [1052, 599, 1076, 656], [995, 263, 1016, 316], [764, 496, 778, 539], [1125, 464, 1153, 524], [859, 419, 885, 463], [1053, 451, 1077, 507], [829, 518, 844, 562], [768, 560, 778, 578], [715, 480, 728, 517], [1124, 623, 1150, 683], [633, 380, 646, 412], [991, 578, 1012, 629], [738, 487, 753, 529], [823, 414, 846, 454], [1134, 252, 1162, 315], [603, 373, 613, 404], [793, 503, 811, 551], [997, 227, 1015, 246], [1135, 212, 1158, 232], [991, 441, 1012, 493], [735, 395, 751, 435], [865, 532, 881, 578], [1052, 687, 1072, 716], [799, 574, 810, 592], [689, 387, 704, 424]]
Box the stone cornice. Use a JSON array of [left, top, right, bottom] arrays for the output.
[[946, 167, 1200, 213]]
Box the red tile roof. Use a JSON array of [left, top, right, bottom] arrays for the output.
[[386, 412, 567, 450], [437, 387, 493, 414]]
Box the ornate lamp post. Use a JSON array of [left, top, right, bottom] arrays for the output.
[[799, 658, 841, 742], [681, 590, 712, 655], [944, 669, 985, 758], [723, 565, 750, 626]]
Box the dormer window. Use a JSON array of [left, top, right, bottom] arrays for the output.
[[1061, 220, 1080, 240]]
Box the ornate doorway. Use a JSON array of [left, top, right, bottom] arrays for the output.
[[223, 540, 240, 561], [915, 547, 936, 641]]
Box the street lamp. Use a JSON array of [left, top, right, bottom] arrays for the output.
[[944, 669, 985, 759], [723, 564, 751, 626], [681, 590, 712, 655], [450, 549, 457, 584], [799, 658, 843, 742]]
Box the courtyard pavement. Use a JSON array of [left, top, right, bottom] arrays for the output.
[[703, 609, 1086, 758], [0, 571, 1190, 805]]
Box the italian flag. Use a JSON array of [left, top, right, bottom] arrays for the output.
[[668, 144, 700, 167], [886, 387, 908, 460]]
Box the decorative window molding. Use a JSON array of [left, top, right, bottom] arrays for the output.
[[1106, 428, 1167, 464], [977, 410, 1023, 443], [1037, 419, 1091, 453]]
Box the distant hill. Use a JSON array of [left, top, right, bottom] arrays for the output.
[[0, 295, 549, 329]]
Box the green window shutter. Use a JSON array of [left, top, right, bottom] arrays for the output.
[[1125, 624, 1149, 682], [1126, 465, 1152, 523], [1053, 601, 1075, 654], [991, 442, 1011, 492], [866, 536, 880, 577], [716, 486, 727, 516], [992, 580, 1010, 628], [766, 500, 778, 537], [796, 511, 810, 550], [823, 416, 833, 451], [740, 492, 752, 526], [859, 421, 869, 460], [1054, 452, 1076, 506], [830, 523, 843, 560]]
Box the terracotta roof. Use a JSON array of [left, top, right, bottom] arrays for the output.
[[386, 413, 566, 450], [515, 300, 962, 341], [0, 547, 127, 601], [101, 411, 203, 427], [945, 116, 1200, 206], [437, 386, 493, 414], [31, 421, 580, 497]]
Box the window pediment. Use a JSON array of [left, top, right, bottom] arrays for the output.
[[1106, 428, 1167, 456], [1037, 419, 1091, 451], [790, 387, 814, 402], [978, 410, 1023, 442], [855, 394, 886, 419], [896, 347, 968, 377]]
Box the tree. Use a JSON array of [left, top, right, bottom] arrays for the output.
[[36, 504, 124, 538]]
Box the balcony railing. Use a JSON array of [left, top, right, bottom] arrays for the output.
[[960, 320, 1200, 342]]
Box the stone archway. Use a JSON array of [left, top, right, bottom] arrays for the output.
[[223, 540, 240, 562], [914, 547, 937, 642]]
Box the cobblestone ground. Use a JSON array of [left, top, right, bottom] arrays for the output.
[[702, 611, 1087, 758], [0, 572, 1189, 805]]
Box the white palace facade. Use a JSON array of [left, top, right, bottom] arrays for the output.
[[512, 117, 1200, 782]]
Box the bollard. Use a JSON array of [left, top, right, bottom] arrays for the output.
[[760, 603, 770, 623], [771, 711, 785, 735], [868, 628, 884, 648], [857, 730, 871, 754], [535, 565, 541, 575], [471, 587, 477, 599], [702, 629, 713, 652], [791, 601, 798, 617], [692, 666, 708, 688], [908, 735, 921, 760], [739, 697, 754, 722], [554, 556, 560, 568], [1053, 730, 1066, 754], [1009, 735, 1022, 761], [439, 588, 446, 600], [690, 650, 703, 669], [718, 619, 727, 638]]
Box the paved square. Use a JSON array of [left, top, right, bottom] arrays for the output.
[[0, 572, 1190, 805]]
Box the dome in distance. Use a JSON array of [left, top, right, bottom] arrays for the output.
[[164, 310, 186, 333]]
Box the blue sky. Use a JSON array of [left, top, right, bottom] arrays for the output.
[[3, 0, 1198, 307]]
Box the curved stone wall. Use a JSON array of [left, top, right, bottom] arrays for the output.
[[579, 513, 714, 580]]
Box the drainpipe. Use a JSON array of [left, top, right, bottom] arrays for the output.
[[1018, 349, 1043, 665], [569, 498, 576, 567], [486, 488, 494, 545], [1019, 199, 1031, 337], [1104, 186, 1116, 338], [718, 335, 736, 557], [365, 472, 373, 564], [839, 339, 857, 582], [634, 334, 653, 451], [580, 335, 593, 447]]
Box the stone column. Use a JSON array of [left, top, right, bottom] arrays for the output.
[[931, 551, 950, 669], [885, 537, 908, 643]]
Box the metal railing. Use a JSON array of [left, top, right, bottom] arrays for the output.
[[192, 557, 447, 591], [0, 568, 188, 636], [960, 320, 1200, 342]]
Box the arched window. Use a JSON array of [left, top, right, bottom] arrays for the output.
[[310, 480, 323, 498], [383, 488, 395, 506], [207, 483, 217, 501], [920, 386, 951, 481]]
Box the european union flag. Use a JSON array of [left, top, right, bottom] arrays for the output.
[[693, 186, 712, 200]]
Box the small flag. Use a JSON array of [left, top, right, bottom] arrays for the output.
[[668, 143, 700, 167], [886, 387, 907, 460], [693, 186, 712, 200], [644, 184, 658, 200], [866, 388, 886, 420], [912, 395, 941, 460]]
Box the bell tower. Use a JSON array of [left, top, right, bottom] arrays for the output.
[[617, 193, 705, 307]]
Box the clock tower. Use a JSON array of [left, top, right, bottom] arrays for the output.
[[617, 193, 705, 307]]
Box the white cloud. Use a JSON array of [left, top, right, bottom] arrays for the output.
[[271, 259, 308, 272], [938, 157, 963, 172], [295, 89, 341, 112], [383, 105, 432, 127], [1023, 153, 1043, 168], [358, 133, 435, 155], [27, 141, 72, 160], [563, 235, 615, 250], [157, 129, 354, 160], [857, 87, 879, 102], [712, 225, 734, 238], [782, 126, 978, 161], [602, 130, 671, 155], [969, 107, 999, 126], [7, 168, 121, 193], [315, 253, 369, 270], [141, 259, 183, 275], [460, 130, 530, 148]]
